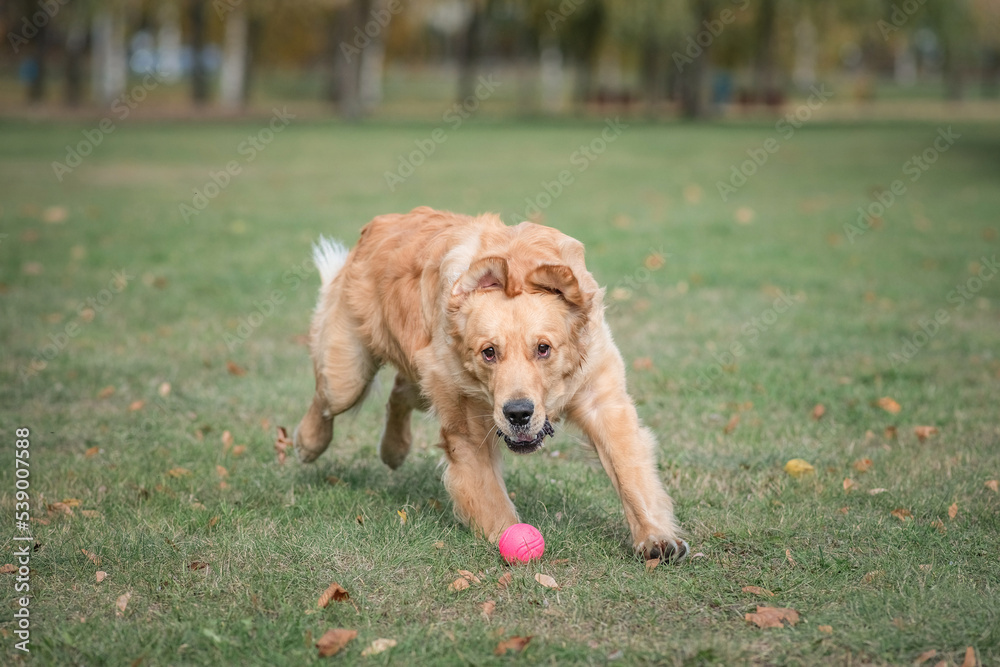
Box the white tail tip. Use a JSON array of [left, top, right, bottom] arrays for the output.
[[312, 236, 349, 286]]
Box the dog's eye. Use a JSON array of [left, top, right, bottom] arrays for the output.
[[481, 347, 496, 362], [537, 343, 550, 358]]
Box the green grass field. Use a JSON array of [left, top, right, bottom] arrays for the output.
[[1, 116, 999, 665]]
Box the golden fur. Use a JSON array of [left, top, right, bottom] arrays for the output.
[[293, 207, 687, 561]]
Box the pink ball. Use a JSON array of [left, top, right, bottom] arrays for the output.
[[498, 523, 545, 564]]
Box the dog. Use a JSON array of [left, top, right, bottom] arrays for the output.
[[293, 207, 687, 562]]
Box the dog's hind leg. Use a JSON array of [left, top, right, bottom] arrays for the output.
[[294, 309, 376, 463], [378, 373, 423, 469]]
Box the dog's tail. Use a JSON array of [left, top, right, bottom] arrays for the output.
[[312, 236, 349, 287]]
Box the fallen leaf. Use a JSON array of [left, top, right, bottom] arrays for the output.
[[985, 480, 998, 493], [745, 606, 800, 628], [231, 445, 246, 457], [818, 625, 833, 634], [919, 564, 932, 572], [724, 414, 740, 434], [81, 549, 101, 566], [158, 382, 171, 397], [317, 582, 350, 608], [316, 628, 356, 657], [0, 564, 16, 574], [644, 252, 665, 270], [645, 558, 660, 572], [397, 509, 407, 524], [497, 572, 513, 589], [221, 430, 234, 449], [361, 638, 396, 657], [62, 498, 82, 507], [742, 586, 774, 597], [914, 426, 939, 442], [868, 488, 888, 495], [843, 478, 857, 492], [495, 635, 532, 656], [481, 600, 496, 618], [188, 561, 209, 571], [85, 446, 100, 458], [811, 404, 826, 420], [48, 502, 74, 516], [226, 360, 246, 376], [433, 541, 444, 549], [448, 578, 470, 592], [930, 519, 946, 533], [458, 569, 481, 584], [948, 503, 958, 520], [534, 573, 559, 589], [96, 571, 107, 583], [166, 467, 191, 478], [961, 646, 976, 667], [914, 649, 937, 665], [852, 458, 873, 473], [208, 516, 219, 528], [356, 514, 364, 525], [861, 570, 883, 584], [838, 506, 849, 514], [116, 592, 131, 615], [784, 459, 815, 477], [876, 397, 902, 414], [884, 425, 898, 439], [215, 465, 228, 478], [191, 502, 206, 510], [785, 549, 797, 567], [632, 357, 653, 371], [128, 400, 145, 412], [80, 510, 100, 519], [735, 206, 754, 224], [42, 205, 68, 223], [891, 508, 913, 521]]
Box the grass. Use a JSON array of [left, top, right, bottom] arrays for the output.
[[1, 115, 999, 665]]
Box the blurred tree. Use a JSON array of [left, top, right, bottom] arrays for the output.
[[92, 2, 127, 105], [189, 0, 209, 104]]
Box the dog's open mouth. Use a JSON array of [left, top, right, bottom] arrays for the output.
[[499, 420, 555, 454]]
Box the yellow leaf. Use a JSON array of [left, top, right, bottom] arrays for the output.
[[397, 509, 407, 524], [843, 478, 857, 492], [128, 400, 145, 412], [784, 459, 815, 477], [361, 638, 397, 657], [62, 498, 82, 507], [742, 586, 774, 597], [745, 606, 800, 628], [875, 397, 901, 414], [914, 426, 939, 442], [723, 414, 740, 434], [818, 625, 833, 634], [948, 502, 958, 520], [167, 467, 191, 478], [985, 480, 998, 493], [317, 582, 350, 608], [449, 578, 470, 592], [84, 446, 100, 458], [458, 569, 481, 584], [81, 549, 101, 566], [534, 573, 559, 589], [852, 458, 873, 473], [494, 635, 532, 656], [891, 508, 913, 521], [315, 628, 356, 657]]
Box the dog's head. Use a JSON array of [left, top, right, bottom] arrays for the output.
[[448, 249, 596, 454]]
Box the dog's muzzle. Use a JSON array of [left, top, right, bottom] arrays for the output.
[[499, 419, 555, 454]]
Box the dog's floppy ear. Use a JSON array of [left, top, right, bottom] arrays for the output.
[[527, 264, 591, 311], [451, 256, 509, 299]]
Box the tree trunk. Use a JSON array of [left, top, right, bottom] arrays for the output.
[[189, 0, 209, 105], [678, 0, 711, 118], [219, 5, 249, 109], [641, 30, 666, 117], [327, 0, 370, 118], [753, 0, 778, 105], [64, 18, 87, 106], [91, 9, 127, 105], [457, 2, 483, 103], [27, 16, 47, 103]]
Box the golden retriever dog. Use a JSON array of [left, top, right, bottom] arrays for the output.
[[293, 207, 687, 562]]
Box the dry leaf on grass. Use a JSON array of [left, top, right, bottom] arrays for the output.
[[360, 638, 396, 657], [80, 510, 100, 519], [948, 503, 958, 520], [852, 458, 873, 473], [914, 426, 939, 442], [449, 578, 470, 592], [458, 570, 481, 584], [96, 571, 107, 583], [397, 509, 407, 524], [818, 625, 833, 634], [875, 397, 901, 414], [166, 467, 191, 478], [215, 465, 228, 478], [919, 564, 932, 572], [85, 446, 100, 458], [843, 478, 858, 492], [811, 404, 826, 420], [497, 572, 513, 589], [1, 564, 16, 574], [632, 357, 653, 371], [838, 507, 849, 514], [116, 592, 131, 615], [534, 573, 559, 589], [158, 382, 171, 397], [891, 508, 913, 521], [961, 646, 977, 667], [226, 360, 247, 376], [481, 600, 496, 618], [884, 425, 898, 439], [742, 586, 774, 597], [188, 561, 209, 571], [745, 606, 800, 628], [645, 558, 660, 572], [317, 582, 350, 608], [98, 386, 115, 399], [785, 549, 797, 567], [128, 400, 145, 412], [861, 570, 883, 584], [62, 498, 82, 507], [784, 459, 815, 477], [221, 430, 234, 449], [274, 426, 291, 465], [724, 414, 740, 434], [985, 480, 998, 493], [869, 488, 888, 495], [316, 628, 356, 657], [81, 549, 101, 566], [914, 649, 937, 665], [231, 445, 246, 457], [495, 636, 532, 656], [931, 519, 946, 533]]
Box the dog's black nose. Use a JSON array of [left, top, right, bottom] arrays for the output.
[[503, 399, 534, 428]]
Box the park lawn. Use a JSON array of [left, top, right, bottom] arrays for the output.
[[1, 116, 999, 665]]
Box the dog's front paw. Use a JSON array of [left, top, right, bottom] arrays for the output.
[[635, 536, 689, 564]]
